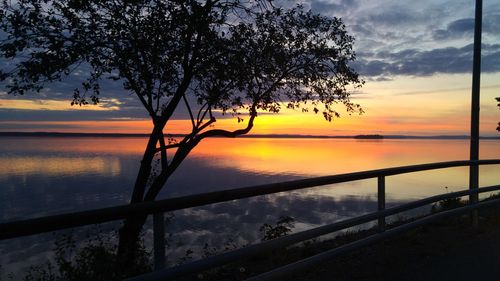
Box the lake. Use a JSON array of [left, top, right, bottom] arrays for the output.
[[0, 136, 499, 278]]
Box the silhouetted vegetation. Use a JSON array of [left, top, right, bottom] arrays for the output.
[[259, 216, 295, 241], [496, 97, 499, 131], [0, 0, 363, 265], [20, 216, 295, 281], [23, 233, 150, 281], [431, 197, 467, 213]]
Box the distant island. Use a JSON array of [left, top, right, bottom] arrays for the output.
[[353, 134, 384, 139]]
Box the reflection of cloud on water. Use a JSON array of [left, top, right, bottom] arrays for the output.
[[162, 190, 435, 264], [160, 158, 304, 198], [164, 193, 391, 262]]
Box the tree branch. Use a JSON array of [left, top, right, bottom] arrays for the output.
[[195, 110, 256, 140], [153, 142, 181, 153], [144, 106, 256, 201], [157, 131, 168, 171], [183, 94, 196, 129]]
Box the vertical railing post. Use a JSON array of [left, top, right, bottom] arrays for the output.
[[377, 176, 386, 232], [153, 212, 166, 270]]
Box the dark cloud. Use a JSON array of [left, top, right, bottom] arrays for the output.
[[353, 43, 500, 77], [0, 107, 147, 122], [448, 18, 475, 33], [433, 15, 500, 40], [433, 18, 473, 40]]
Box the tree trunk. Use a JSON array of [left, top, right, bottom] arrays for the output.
[[114, 112, 252, 269], [117, 214, 149, 267], [116, 123, 165, 268]]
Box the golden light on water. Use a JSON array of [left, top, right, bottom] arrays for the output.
[[1, 137, 499, 201], [190, 138, 500, 177], [0, 156, 121, 177]]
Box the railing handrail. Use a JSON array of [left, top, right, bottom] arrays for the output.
[[1, 159, 499, 240], [127, 184, 500, 281]]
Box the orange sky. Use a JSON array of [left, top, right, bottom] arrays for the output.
[[1, 73, 499, 136]]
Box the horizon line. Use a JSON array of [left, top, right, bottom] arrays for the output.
[[1, 131, 499, 140]]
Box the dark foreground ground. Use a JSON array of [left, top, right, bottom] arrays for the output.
[[295, 205, 500, 281], [177, 200, 500, 281]]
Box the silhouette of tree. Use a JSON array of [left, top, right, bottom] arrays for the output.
[[0, 0, 363, 266], [497, 97, 500, 131]]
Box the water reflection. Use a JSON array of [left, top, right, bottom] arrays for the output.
[[190, 138, 500, 176], [0, 156, 121, 177], [0, 136, 147, 155], [0, 137, 499, 279]]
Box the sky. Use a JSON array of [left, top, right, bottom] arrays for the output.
[[0, 0, 499, 136]]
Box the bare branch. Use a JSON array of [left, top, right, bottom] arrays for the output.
[[196, 111, 256, 140], [153, 142, 181, 153], [183, 94, 196, 129], [157, 131, 168, 171], [196, 102, 209, 125]]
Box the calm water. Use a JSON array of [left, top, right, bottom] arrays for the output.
[[1, 136, 499, 277]]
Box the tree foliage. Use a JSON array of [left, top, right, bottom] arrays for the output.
[[496, 97, 500, 132], [24, 233, 150, 281], [0, 0, 363, 262], [259, 216, 295, 241]]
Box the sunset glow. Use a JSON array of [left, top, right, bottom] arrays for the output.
[[189, 137, 500, 176], [1, 74, 498, 136]]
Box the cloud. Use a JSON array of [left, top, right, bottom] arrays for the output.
[[0, 108, 145, 121], [309, 0, 358, 14], [433, 18, 474, 40], [352, 43, 500, 77], [433, 15, 500, 40], [0, 98, 123, 111], [393, 84, 500, 96], [484, 13, 500, 33], [304, 0, 500, 79]]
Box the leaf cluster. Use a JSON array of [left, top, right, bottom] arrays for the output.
[[259, 216, 295, 241]]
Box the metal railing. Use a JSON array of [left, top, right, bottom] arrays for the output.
[[1, 159, 499, 280]]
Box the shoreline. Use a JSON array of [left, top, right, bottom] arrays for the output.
[[1, 131, 499, 140]]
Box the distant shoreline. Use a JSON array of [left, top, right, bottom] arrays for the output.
[[1, 131, 499, 140]]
